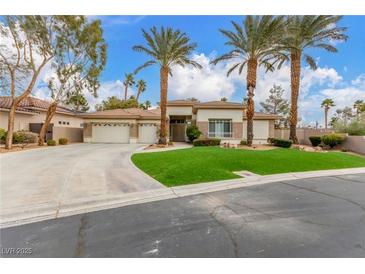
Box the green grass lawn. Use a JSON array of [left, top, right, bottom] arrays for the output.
[[131, 147, 365, 187]]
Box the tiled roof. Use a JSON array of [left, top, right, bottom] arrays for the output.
[[79, 107, 161, 120], [167, 99, 197, 106], [194, 100, 245, 109], [0, 96, 76, 115]]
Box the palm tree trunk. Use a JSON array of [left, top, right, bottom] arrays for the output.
[[159, 66, 169, 145], [246, 59, 257, 147], [136, 90, 141, 102], [289, 50, 301, 144], [324, 108, 328, 130], [124, 86, 128, 100], [38, 102, 58, 146]]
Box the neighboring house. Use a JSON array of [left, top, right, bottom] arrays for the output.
[[0, 96, 84, 142], [80, 99, 278, 144]]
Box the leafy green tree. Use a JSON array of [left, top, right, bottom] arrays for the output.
[[211, 16, 287, 146], [123, 73, 135, 100], [353, 100, 365, 116], [281, 16, 347, 143], [133, 26, 202, 144], [140, 100, 152, 110], [0, 16, 62, 149], [321, 98, 335, 129], [260, 84, 290, 128], [96, 96, 139, 111], [66, 92, 90, 112], [38, 16, 107, 145], [136, 79, 146, 102]]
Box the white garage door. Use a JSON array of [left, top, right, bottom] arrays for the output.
[[92, 124, 130, 143], [138, 124, 157, 144], [243, 120, 269, 144]]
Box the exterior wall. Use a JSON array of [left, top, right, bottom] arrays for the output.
[[274, 128, 333, 145], [53, 127, 83, 143], [1, 110, 83, 131], [129, 123, 138, 143], [269, 120, 275, 138], [343, 136, 365, 155], [167, 106, 193, 116], [196, 121, 208, 137], [243, 120, 270, 144], [232, 122, 243, 139], [1, 111, 33, 131], [196, 109, 243, 122]]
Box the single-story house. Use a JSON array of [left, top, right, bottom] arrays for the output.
[[0, 96, 84, 142], [80, 99, 279, 144]]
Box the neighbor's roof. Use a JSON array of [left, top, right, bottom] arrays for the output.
[[0, 96, 76, 115], [79, 108, 161, 120]]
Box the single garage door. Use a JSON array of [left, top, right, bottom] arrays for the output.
[[138, 124, 157, 144], [92, 124, 130, 143]]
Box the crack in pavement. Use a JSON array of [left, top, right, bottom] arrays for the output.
[[280, 181, 365, 213], [74, 215, 88, 257]]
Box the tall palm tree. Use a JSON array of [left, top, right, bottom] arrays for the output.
[[136, 79, 147, 102], [123, 73, 135, 100], [282, 16, 347, 143], [211, 16, 287, 146], [321, 98, 335, 129], [133, 26, 202, 144], [353, 100, 365, 116]]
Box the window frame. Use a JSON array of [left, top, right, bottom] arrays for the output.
[[208, 119, 233, 138]]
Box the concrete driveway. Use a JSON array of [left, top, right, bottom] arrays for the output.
[[0, 144, 163, 222]]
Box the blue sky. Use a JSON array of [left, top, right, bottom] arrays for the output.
[[35, 16, 365, 125]]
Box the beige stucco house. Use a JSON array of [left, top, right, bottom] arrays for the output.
[[80, 99, 279, 144], [0, 96, 84, 142]]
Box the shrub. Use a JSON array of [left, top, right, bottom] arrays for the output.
[[12, 132, 27, 144], [321, 134, 345, 148], [193, 138, 221, 146], [0, 128, 6, 140], [240, 139, 247, 145], [334, 119, 365, 136], [186, 125, 202, 142], [309, 136, 322, 147], [267, 137, 275, 145], [272, 138, 292, 148], [58, 138, 68, 145], [47, 139, 56, 146]]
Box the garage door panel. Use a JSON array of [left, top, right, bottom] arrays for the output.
[[242, 120, 269, 144], [92, 124, 130, 143], [138, 124, 157, 144]]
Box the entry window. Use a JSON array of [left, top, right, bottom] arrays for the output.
[[208, 119, 232, 138]]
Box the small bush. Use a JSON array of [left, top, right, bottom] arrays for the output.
[[272, 138, 292, 148], [267, 137, 275, 145], [58, 138, 68, 145], [334, 119, 365, 136], [0, 128, 6, 142], [240, 139, 247, 145], [193, 138, 221, 146], [186, 125, 202, 142], [12, 132, 27, 144], [321, 134, 345, 148], [309, 136, 322, 147], [47, 139, 56, 146]]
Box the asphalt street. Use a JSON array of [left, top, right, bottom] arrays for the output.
[[1, 173, 365, 257]]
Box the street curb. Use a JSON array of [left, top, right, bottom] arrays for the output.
[[1, 167, 365, 229]]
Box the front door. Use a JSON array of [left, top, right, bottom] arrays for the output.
[[171, 124, 186, 142]]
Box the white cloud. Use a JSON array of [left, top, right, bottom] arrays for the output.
[[169, 53, 238, 101], [88, 16, 146, 27], [351, 74, 365, 89]]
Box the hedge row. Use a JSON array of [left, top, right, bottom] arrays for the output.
[[193, 138, 221, 146]]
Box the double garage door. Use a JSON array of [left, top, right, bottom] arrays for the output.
[[91, 124, 157, 144]]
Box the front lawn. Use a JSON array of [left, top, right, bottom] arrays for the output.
[[131, 147, 365, 186]]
